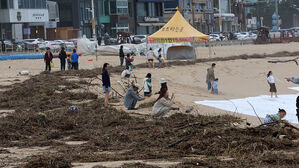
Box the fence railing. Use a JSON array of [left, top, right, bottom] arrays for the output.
[[0, 43, 75, 56]]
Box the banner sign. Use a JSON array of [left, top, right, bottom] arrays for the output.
[[147, 37, 208, 43]]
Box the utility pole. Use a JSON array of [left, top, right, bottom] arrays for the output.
[[179, 0, 183, 12], [219, 0, 222, 32], [275, 0, 278, 30], [191, 0, 195, 26], [91, 0, 96, 38]]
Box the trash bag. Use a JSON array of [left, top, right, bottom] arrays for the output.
[[50, 61, 54, 68]]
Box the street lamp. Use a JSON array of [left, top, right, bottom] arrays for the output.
[[86, 0, 96, 38]]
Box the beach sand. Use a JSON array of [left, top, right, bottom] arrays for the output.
[[1, 42, 299, 126]]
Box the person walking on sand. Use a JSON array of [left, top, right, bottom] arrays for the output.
[[58, 47, 67, 71], [146, 48, 155, 68], [152, 87, 179, 117], [213, 78, 219, 94], [143, 73, 152, 97], [102, 63, 111, 107], [119, 45, 125, 67], [296, 96, 299, 122], [264, 108, 286, 123], [157, 48, 164, 69], [44, 48, 53, 72], [267, 71, 278, 98], [206, 63, 216, 92], [71, 49, 79, 70], [124, 84, 145, 110]]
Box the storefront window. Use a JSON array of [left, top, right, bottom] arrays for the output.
[[9, 0, 13, 8], [0, 0, 8, 9], [110, 0, 128, 15], [18, 0, 47, 9], [137, 3, 146, 17], [109, 0, 116, 14]]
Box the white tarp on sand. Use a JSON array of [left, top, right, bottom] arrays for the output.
[[95, 42, 192, 57], [195, 94, 299, 123], [77, 35, 98, 55]]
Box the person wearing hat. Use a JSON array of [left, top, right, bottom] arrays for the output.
[[124, 83, 145, 110], [44, 47, 53, 72], [58, 47, 67, 71], [143, 73, 152, 97], [155, 78, 168, 95]]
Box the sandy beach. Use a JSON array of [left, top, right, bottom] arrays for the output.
[[1, 42, 299, 167], [1, 42, 299, 125]]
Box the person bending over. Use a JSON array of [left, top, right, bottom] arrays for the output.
[[124, 84, 144, 110]]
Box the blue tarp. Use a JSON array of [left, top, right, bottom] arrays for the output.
[[0, 54, 44, 61]]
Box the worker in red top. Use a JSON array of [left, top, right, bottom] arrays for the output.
[[44, 47, 53, 72]]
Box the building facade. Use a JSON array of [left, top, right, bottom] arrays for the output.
[[134, 0, 164, 35], [51, 0, 135, 38], [0, 0, 51, 41], [213, 0, 239, 32], [163, 0, 213, 34]]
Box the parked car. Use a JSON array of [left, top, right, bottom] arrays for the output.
[[132, 35, 147, 44], [23, 38, 44, 50], [54, 40, 76, 49], [1, 40, 13, 51], [209, 34, 221, 42]]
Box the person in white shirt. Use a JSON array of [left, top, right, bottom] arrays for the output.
[[267, 71, 278, 98], [152, 87, 179, 117], [146, 48, 155, 68], [143, 73, 152, 97], [121, 66, 131, 78]]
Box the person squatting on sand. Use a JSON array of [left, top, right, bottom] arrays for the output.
[[267, 71, 278, 98], [44, 48, 53, 72], [146, 47, 155, 68], [124, 84, 145, 110], [102, 63, 111, 107], [121, 66, 131, 78], [71, 49, 80, 70], [58, 47, 67, 71], [264, 108, 286, 123], [206, 63, 216, 93], [143, 73, 152, 97], [152, 87, 179, 117]]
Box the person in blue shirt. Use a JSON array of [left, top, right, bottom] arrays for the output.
[[71, 49, 79, 70], [102, 63, 111, 106], [213, 78, 219, 94]]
